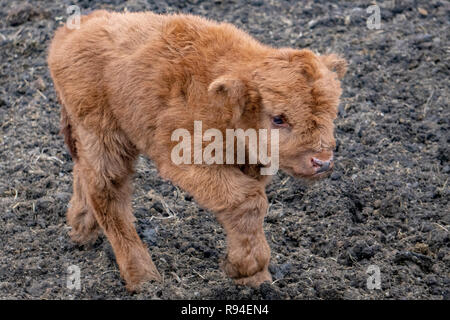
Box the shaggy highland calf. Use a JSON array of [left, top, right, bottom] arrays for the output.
[[48, 10, 346, 291]]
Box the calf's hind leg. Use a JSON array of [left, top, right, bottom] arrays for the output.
[[67, 162, 101, 245], [76, 126, 161, 291]]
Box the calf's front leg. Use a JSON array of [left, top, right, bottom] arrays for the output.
[[218, 192, 272, 286], [159, 164, 272, 286]]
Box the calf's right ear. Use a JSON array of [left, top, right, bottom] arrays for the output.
[[208, 75, 247, 121], [320, 54, 347, 79]]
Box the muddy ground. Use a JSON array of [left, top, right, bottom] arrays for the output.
[[0, 0, 449, 299]]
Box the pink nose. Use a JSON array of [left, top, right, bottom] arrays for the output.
[[311, 155, 333, 173]]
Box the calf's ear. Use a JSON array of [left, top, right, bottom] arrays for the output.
[[320, 54, 347, 79], [208, 75, 247, 120]]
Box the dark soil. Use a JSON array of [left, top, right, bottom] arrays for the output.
[[0, 0, 449, 300]]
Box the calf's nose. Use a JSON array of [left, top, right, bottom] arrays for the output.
[[311, 153, 334, 173]]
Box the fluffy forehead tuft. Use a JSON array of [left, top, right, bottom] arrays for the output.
[[254, 49, 343, 123]]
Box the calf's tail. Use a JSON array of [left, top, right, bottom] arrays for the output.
[[60, 104, 78, 161]]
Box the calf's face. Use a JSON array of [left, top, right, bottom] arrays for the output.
[[253, 49, 346, 179], [208, 49, 346, 179]]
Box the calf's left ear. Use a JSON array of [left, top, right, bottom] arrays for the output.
[[320, 54, 347, 79], [208, 75, 247, 120]]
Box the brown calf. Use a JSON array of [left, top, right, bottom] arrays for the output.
[[48, 10, 346, 291]]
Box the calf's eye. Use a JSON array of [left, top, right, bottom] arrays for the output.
[[272, 115, 287, 127]]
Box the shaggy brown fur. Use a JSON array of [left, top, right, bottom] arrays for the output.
[[48, 10, 346, 291]]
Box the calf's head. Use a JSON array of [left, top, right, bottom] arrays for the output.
[[209, 49, 347, 179]]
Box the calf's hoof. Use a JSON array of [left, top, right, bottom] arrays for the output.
[[233, 268, 272, 287], [120, 247, 162, 292], [67, 210, 101, 245], [124, 263, 162, 292]]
